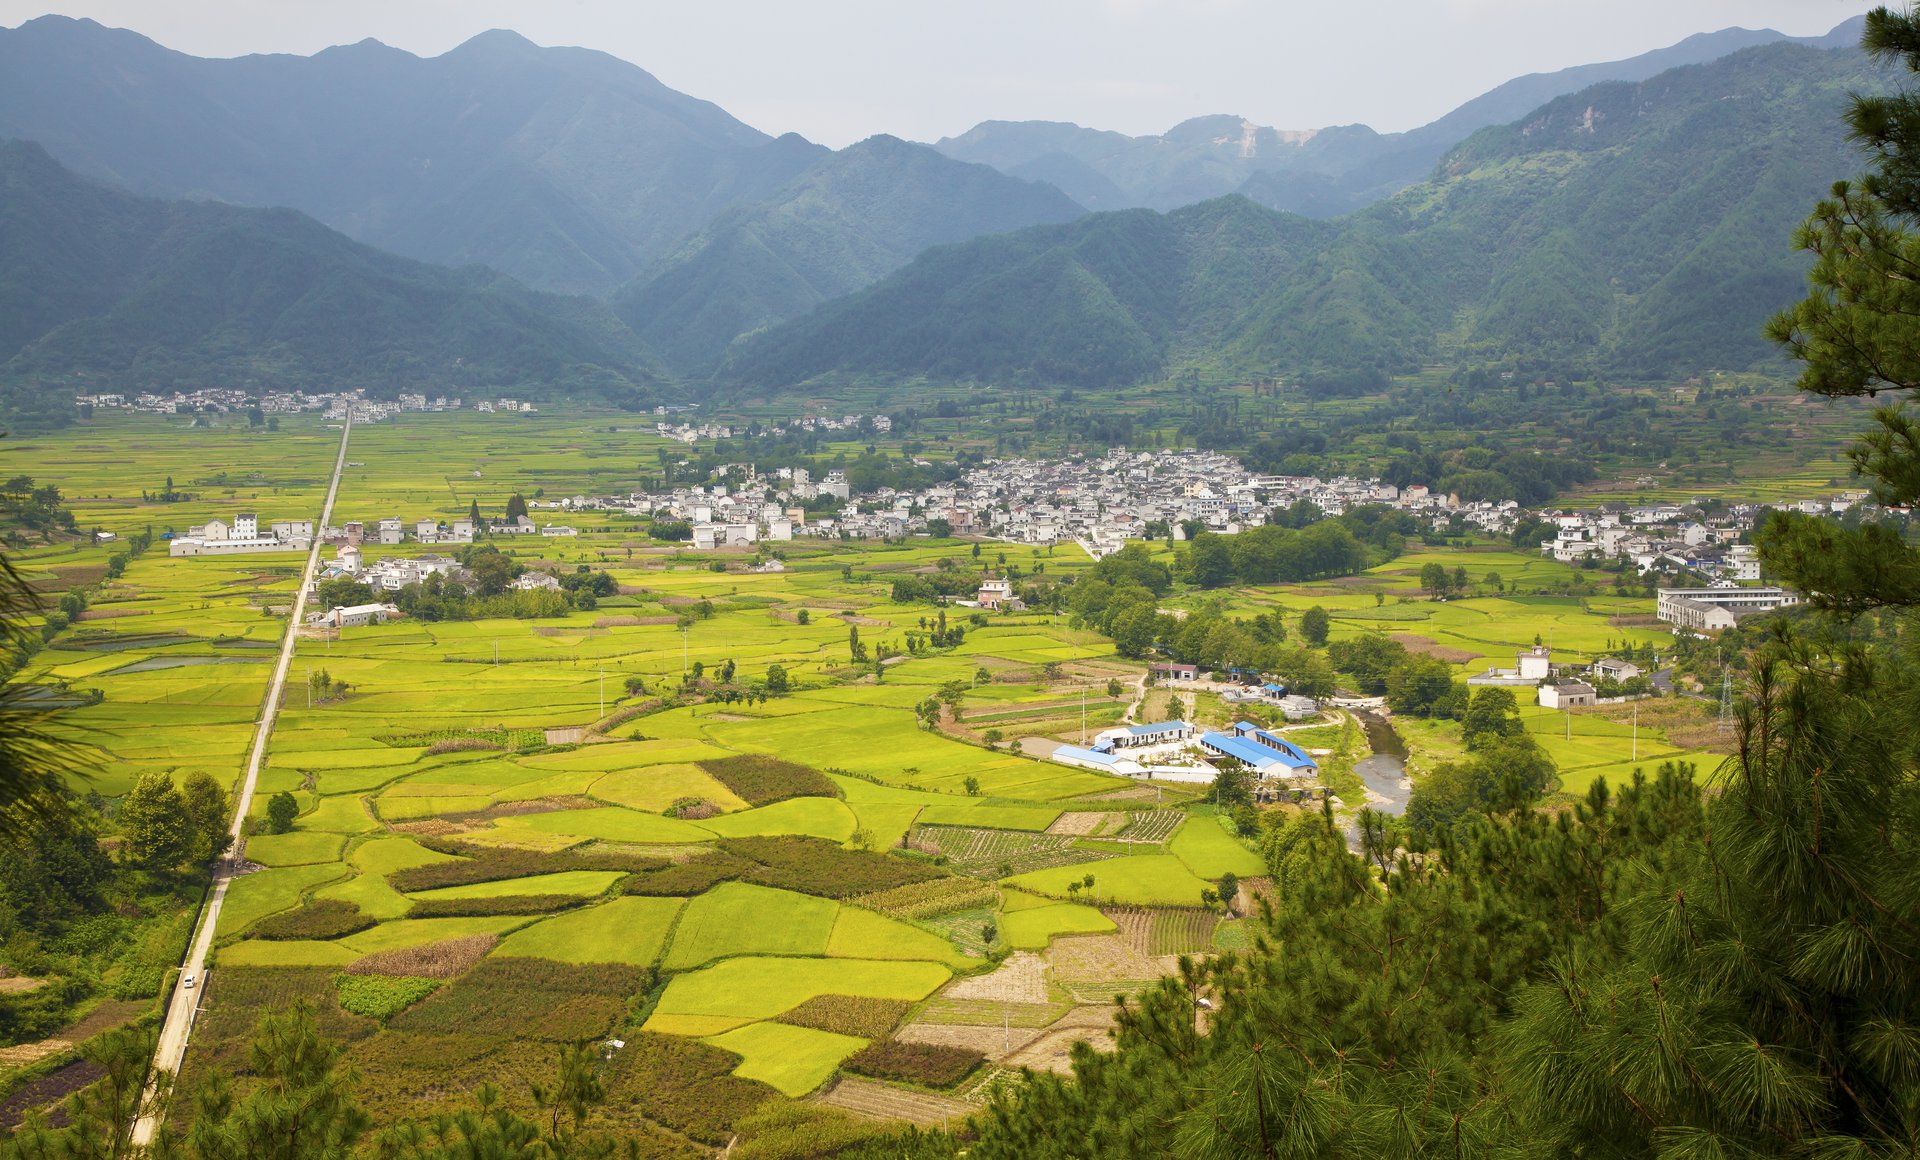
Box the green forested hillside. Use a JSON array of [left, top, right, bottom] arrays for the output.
[[730, 42, 1883, 393], [611, 135, 1084, 376], [0, 141, 659, 428], [719, 197, 1333, 389], [0, 16, 827, 295]]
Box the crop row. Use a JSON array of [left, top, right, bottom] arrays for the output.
[[844, 1041, 985, 1089], [774, 995, 911, 1040], [854, 877, 999, 920]]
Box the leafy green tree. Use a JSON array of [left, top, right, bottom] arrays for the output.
[[120, 771, 189, 868], [504, 493, 529, 522], [963, 776, 981, 797], [764, 664, 789, 694], [1418, 561, 1450, 596], [1384, 653, 1459, 716], [315, 577, 373, 609], [1459, 686, 1524, 751], [180, 770, 232, 863], [1183, 534, 1235, 589], [265, 790, 300, 835], [1299, 605, 1330, 646]]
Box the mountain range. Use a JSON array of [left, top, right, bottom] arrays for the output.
[[724, 41, 1883, 392], [0, 139, 656, 428], [0, 13, 1888, 422], [933, 18, 1866, 218]]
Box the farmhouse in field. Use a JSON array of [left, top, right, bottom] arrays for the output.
[[307, 602, 400, 629], [1468, 644, 1555, 687], [169, 511, 312, 556], [1538, 681, 1597, 709], [1198, 722, 1320, 777], [1092, 720, 1195, 749]]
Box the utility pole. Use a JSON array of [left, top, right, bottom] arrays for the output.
[[681, 624, 689, 675], [1632, 703, 1638, 761], [492, 640, 498, 665], [1080, 685, 1086, 744], [305, 666, 311, 709], [598, 668, 604, 718]]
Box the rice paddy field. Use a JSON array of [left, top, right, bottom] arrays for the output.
[[11, 407, 1744, 1146]]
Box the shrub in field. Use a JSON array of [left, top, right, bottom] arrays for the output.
[[774, 995, 911, 1040], [722, 836, 944, 899], [600, 1030, 778, 1145], [423, 738, 504, 755], [390, 839, 665, 892], [249, 899, 376, 941], [855, 877, 999, 920], [334, 974, 439, 1020], [405, 894, 589, 919], [622, 851, 752, 896], [843, 1041, 984, 1088], [699, 755, 839, 807], [387, 958, 648, 1041], [344, 933, 498, 978], [665, 796, 719, 820]]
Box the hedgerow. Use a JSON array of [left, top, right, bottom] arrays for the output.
[[249, 899, 376, 941], [843, 1041, 984, 1089], [622, 852, 752, 896], [405, 894, 590, 919], [390, 839, 664, 892], [721, 836, 945, 899]]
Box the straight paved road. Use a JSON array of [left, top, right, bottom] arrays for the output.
[[130, 414, 353, 1144]]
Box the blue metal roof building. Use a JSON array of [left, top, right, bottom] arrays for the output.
[[1198, 722, 1319, 775]]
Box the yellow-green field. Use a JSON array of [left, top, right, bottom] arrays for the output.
[[13, 406, 1742, 1131]]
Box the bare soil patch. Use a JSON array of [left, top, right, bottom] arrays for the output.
[[543, 727, 587, 745], [943, 952, 1048, 1004], [1389, 633, 1481, 664], [1044, 812, 1107, 837], [1047, 933, 1172, 983], [0, 977, 44, 994], [895, 1022, 1043, 1059], [74, 607, 152, 620], [820, 1077, 974, 1128], [0, 1058, 101, 1127], [1072, 785, 1162, 804], [1001, 1011, 1120, 1075]]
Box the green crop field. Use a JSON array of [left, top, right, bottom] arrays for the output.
[[1003, 856, 1214, 908], [661, 883, 838, 970], [494, 896, 685, 965], [1001, 903, 1118, 950], [1167, 816, 1266, 879], [18, 404, 1770, 1137], [654, 957, 952, 1021], [703, 1021, 868, 1096]]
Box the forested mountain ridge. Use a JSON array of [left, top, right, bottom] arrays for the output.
[[933, 16, 1865, 217], [610, 135, 1085, 376], [0, 141, 659, 428], [724, 41, 1886, 393], [717, 196, 1335, 390], [0, 15, 828, 295]]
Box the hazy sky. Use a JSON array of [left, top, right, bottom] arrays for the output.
[[0, 1, 1872, 147]]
